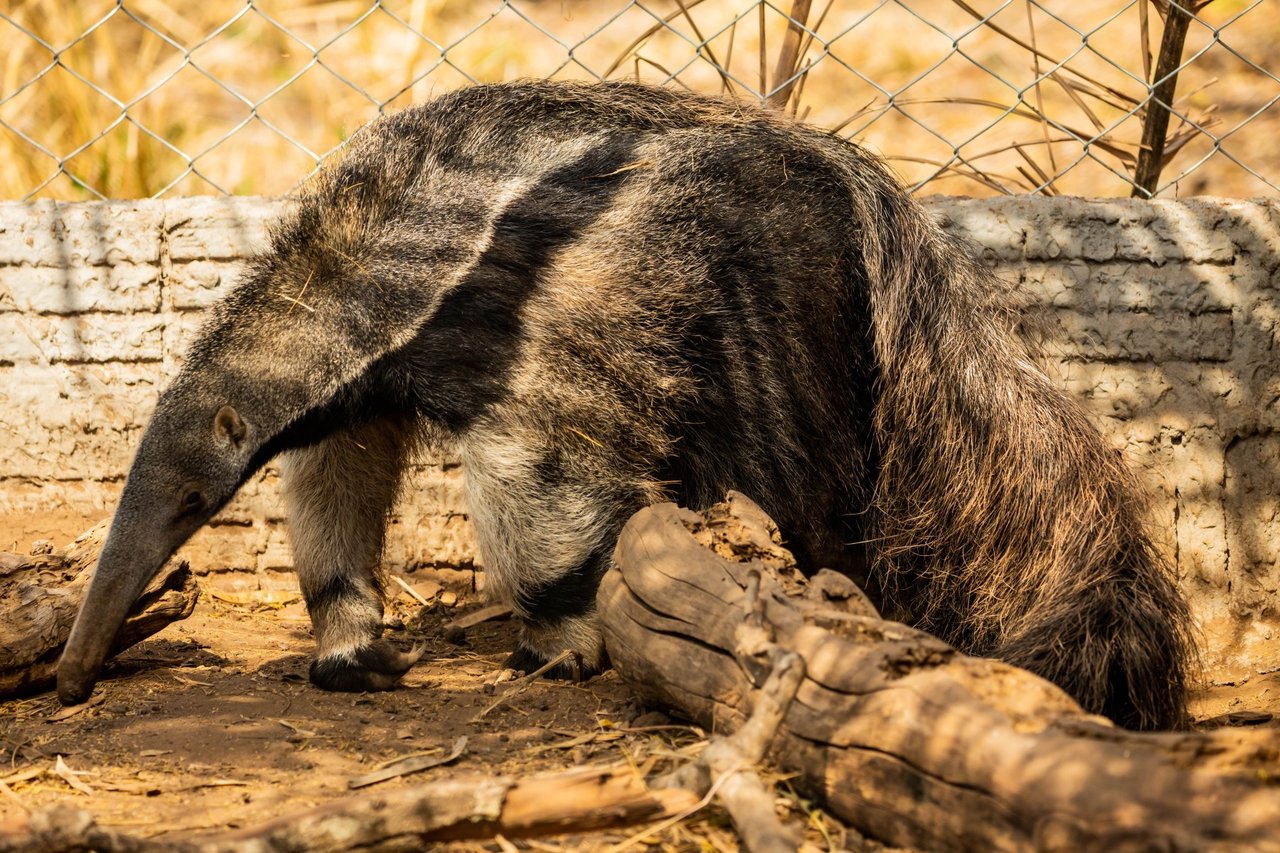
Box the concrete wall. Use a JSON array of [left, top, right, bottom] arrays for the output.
[[2, 196, 1277, 677]]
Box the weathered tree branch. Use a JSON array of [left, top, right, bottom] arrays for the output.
[[599, 492, 1280, 852], [657, 646, 806, 853], [0, 521, 199, 698], [1131, 0, 1196, 197], [0, 765, 699, 853]]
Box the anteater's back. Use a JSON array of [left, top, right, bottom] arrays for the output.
[[269, 81, 1192, 728], [302, 81, 884, 570]]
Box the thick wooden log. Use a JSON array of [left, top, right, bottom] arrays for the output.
[[1, 765, 699, 853], [0, 521, 199, 698], [598, 493, 1280, 852]]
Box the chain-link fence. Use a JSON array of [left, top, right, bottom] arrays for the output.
[[2, 0, 1276, 200]]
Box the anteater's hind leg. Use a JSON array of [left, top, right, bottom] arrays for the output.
[[281, 415, 422, 691], [461, 427, 654, 681]]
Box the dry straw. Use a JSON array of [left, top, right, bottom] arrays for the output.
[[1, 0, 1276, 200]]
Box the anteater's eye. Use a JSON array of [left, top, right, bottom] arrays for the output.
[[182, 490, 204, 512]]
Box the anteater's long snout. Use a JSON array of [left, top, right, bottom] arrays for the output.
[[57, 536, 165, 705], [57, 648, 104, 706]]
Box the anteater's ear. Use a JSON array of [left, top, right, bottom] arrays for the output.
[[213, 405, 248, 449]]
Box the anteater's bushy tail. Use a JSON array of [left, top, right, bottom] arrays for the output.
[[833, 154, 1194, 730]]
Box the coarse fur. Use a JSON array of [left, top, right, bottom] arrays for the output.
[[58, 80, 1193, 730]]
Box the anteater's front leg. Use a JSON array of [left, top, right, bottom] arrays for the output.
[[281, 416, 421, 691]]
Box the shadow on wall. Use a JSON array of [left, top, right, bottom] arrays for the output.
[[1, 193, 1277, 679], [935, 196, 1280, 679], [0, 196, 273, 548]]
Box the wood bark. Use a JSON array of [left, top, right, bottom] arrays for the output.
[[598, 492, 1280, 853], [0, 521, 199, 698], [0, 765, 699, 853], [655, 649, 807, 853]]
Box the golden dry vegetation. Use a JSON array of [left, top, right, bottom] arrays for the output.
[[1, 0, 1276, 200]]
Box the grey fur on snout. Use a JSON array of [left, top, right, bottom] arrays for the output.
[[57, 531, 168, 704], [57, 400, 251, 704]]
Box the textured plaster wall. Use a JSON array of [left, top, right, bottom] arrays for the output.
[[1, 195, 1277, 677]]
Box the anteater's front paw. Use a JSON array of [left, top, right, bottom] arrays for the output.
[[310, 640, 424, 691]]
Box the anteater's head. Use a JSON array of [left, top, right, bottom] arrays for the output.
[[57, 384, 260, 705]]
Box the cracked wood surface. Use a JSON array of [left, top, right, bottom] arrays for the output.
[[599, 493, 1280, 852], [2, 765, 699, 852], [0, 521, 199, 698]]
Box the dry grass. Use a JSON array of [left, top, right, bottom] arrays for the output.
[[1, 0, 1276, 200]]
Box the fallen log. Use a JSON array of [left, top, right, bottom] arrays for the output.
[[598, 492, 1280, 852], [0, 521, 199, 698], [1, 764, 700, 853], [655, 648, 808, 853]]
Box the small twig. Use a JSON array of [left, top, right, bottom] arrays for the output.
[[278, 291, 314, 313], [1047, 73, 1139, 113], [184, 779, 251, 791], [52, 755, 93, 796], [671, 0, 736, 95], [794, 0, 836, 78], [272, 718, 317, 739], [1049, 71, 1106, 134], [524, 841, 569, 853], [721, 17, 738, 97], [766, 0, 813, 111], [1016, 148, 1056, 195], [0, 766, 44, 788], [13, 765, 699, 850], [1025, 0, 1058, 180], [631, 55, 684, 83], [589, 161, 653, 181], [887, 154, 1034, 194], [653, 636, 806, 853], [757, 0, 767, 101], [568, 427, 606, 449], [526, 731, 625, 755], [1139, 0, 1154, 84], [475, 650, 576, 720], [390, 574, 431, 607], [444, 604, 512, 633], [347, 736, 467, 789], [369, 748, 443, 770], [209, 591, 300, 611], [286, 269, 314, 316], [602, 0, 713, 78], [1132, 0, 1195, 196], [604, 770, 735, 853], [611, 724, 705, 736], [329, 246, 382, 291], [46, 692, 105, 723], [788, 59, 814, 118], [735, 571, 776, 683], [721, 652, 805, 766], [947, 0, 1131, 102], [704, 593, 806, 852], [0, 779, 29, 813]]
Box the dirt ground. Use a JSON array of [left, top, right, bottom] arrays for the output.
[[1, 527, 1277, 852], [0, 568, 872, 852]]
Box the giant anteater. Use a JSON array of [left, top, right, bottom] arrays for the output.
[[58, 81, 1193, 730]]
